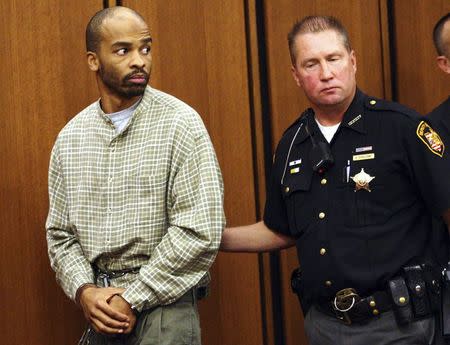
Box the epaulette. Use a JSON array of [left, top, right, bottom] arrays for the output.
[[363, 96, 420, 119], [282, 108, 311, 137]]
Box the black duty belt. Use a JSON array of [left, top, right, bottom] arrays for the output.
[[315, 288, 392, 325]]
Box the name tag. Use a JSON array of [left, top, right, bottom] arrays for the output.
[[355, 146, 373, 153], [289, 159, 302, 166], [353, 153, 375, 161]]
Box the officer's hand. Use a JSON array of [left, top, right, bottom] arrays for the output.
[[79, 286, 130, 334], [108, 294, 137, 334]]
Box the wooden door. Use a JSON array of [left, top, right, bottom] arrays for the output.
[[122, 1, 266, 344], [392, 0, 450, 114], [0, 1, 101, 344]]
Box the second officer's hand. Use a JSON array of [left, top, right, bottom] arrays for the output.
[[108, 294, 137, 334], [79, 286, 130, 334]]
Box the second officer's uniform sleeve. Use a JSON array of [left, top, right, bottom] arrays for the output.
[[405, 118, 450, 216]]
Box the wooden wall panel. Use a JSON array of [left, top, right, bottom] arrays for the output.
[[122, 1, 264, 344], [0, 1, 101, 344], [263, 1, 388, 344], [4, 1, 447, 345], [393, 0, 450, 114]]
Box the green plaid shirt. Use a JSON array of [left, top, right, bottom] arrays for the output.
[[46, 86, 224, 311]]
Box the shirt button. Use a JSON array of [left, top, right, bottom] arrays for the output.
[[319, 212, 325, 219], [372, 309, 379, 315], [285, 187, 290, 193], [325, 280, 332, 287], [320, 248, 326, 255], [320, 178, 327, 185], [369, 100, 377, 105], [369, 300, 376, 307]]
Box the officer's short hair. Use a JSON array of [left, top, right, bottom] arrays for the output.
[[287, 16, 352, 65], [85, 6, 146, 53], [433, 12, 450, 57]]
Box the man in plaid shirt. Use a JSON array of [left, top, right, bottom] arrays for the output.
[[46, 6, 224, 344]]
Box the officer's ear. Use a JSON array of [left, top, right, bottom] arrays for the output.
[[291, 65, 302, 89], [437, 55, 450, 74], [350, 50, 357, 73]]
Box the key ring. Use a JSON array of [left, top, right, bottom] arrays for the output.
[[333, 296, 356, 312]]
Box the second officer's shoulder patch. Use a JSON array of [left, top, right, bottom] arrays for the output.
[[416, 121, 445, 157]]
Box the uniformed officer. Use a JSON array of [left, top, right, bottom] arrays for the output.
[[428, 13, 450, 135], [221, 16, 450, 345]]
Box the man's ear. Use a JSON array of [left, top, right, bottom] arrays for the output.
[[350, 50, 357, 73], [87, 52, 99, 72], [437, 55, 450, 74], [291, 65, 302, 88]]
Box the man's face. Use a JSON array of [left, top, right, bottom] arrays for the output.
[[437, 21, 450, 75], [91, 12, 152, 99], [291, 30, 357, 111]]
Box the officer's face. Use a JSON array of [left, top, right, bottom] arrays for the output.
[[291, 30, 357, 112], [87, 11, 152, 100], [437, 21, 450, 75]]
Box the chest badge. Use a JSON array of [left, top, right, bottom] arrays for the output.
[[350, 168, 375, 192]]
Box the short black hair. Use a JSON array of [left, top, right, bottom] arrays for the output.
[[287, 15, 351, 65], [85, 6, 146, 53], [433, 12, 450, 57]]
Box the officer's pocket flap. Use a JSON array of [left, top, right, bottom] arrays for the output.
[[282, 172, 312, 198]]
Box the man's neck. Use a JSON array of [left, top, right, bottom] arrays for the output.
[[312, 89, 356, 126], [312, 105, 346, 126], [98, 88, 142, 114]]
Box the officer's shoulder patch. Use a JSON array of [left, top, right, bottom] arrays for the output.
[[416, 120, 445, 157], [364, 97, 420, 119]]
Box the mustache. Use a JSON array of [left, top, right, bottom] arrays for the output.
[[124, 69, 149, 81]]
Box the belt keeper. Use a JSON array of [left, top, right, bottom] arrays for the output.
[[366, 295, 380, 316]]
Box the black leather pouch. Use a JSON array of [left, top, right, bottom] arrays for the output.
[[389, 276, 413, 325], [404, 265, 431, 318], [291, 267, 312, 316], [421, 263, 441, 312]]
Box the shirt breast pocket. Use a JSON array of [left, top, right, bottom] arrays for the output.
[[335, 165, 387, 227], [282, 169, 314, 237], [125, 174, 167, 226]]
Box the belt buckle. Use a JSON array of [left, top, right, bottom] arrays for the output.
[[332, 288, 360, 325]]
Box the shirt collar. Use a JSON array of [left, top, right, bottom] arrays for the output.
[[340, 88, 366, 134], [294, 88, 367, 145]]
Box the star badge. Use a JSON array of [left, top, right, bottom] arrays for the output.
[[350, 168, 375, 192]]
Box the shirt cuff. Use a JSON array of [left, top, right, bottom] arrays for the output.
[[121, 279, 159, 312], [68, 272, 95, 301]]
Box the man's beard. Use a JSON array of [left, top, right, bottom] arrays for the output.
[[99, 66, 150, 98]]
